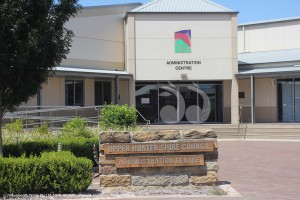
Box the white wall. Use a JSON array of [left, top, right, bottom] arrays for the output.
[[131, 13, 236, 81], [239, 19, 300, 53], [62, 4, 140, 70]]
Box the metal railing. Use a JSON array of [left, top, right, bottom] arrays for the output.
[[3, 105, 150, 129], [238, 104, 251, 139], [135, 109, 151, 129]]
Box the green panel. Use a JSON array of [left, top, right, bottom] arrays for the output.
[[175, 39, 191, 53]]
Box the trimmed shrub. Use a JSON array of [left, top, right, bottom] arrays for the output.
[[3, 137, 99, 165], [0, 152, 93, 196], [61, 117, 93, 138], [100, 104, 137, 128]]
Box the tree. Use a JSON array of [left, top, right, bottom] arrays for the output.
[[0, 0, 81, 155]]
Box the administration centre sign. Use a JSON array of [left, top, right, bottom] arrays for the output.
[[175, 30, 191, 53]]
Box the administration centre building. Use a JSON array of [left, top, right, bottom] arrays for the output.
[[24, 0, 300, 125]]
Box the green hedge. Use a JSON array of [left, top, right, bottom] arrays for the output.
[[3, 137, 99, 165], [0, 152, 93, 196], [100, 104, 137, 128]]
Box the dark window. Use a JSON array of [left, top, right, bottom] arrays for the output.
[[65, 80, 84, 106], [239, 92, 245, 99], [95, 81, 112, 105], [278, 79, 294, 122]]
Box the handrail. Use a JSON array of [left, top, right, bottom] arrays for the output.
[[4, 105, 151, 129], [135, 108, 151, 129], [238, 104, 251, 138]]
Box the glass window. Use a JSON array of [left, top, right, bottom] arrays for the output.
[[95, 81, 112, 105], [65, 80, 84, 107], [295, 79, 300, 121], [136, 83, 158, 123], [278, 79, 294, 122], [103, 82, 112, 104]]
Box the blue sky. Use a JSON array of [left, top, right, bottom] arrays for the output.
[[78, 0, 300, 24]]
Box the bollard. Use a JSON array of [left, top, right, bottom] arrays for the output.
[[57, 143, 62, 152], [14, 136, 19, 145]]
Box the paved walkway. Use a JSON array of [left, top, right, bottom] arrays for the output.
[[218, 140, 300, 200], [106, 140, 300, 200], [67, 140, 300, 200]]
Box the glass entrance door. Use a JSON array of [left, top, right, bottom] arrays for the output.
[[136, 81, 223, 124], [159, 82, 180, 123], [179, 84, 198, 122]]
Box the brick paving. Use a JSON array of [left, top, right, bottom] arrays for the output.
[[71, 140, 300, 200], [218, 140, 300, 200]]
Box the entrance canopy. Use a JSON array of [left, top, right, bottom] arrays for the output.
[[55, 67, 132, 79], [238, 48, 300, 78], [237, 66, 300, 78]]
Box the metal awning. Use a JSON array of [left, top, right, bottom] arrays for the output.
[[237, 66, 300, 78], [239, 48, 300, 65], [54, 67, 132, 79]]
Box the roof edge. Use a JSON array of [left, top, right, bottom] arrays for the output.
[[129, 0, 237, 13], [127, 11, 239, 14], [83, 2, 143, 10], [239, 16, 300, 26]]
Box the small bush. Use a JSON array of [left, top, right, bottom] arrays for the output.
[[100, 104, 137, 128], [34, 122, 49, 135], [4, 119, 24, 134], [61, 117, 93, 138], [0, 152, 93, 196]]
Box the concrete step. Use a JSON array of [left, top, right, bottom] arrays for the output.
[[144, 124, 300, 139]]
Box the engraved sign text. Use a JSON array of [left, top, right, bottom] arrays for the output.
[[115, 155, 204, 168]]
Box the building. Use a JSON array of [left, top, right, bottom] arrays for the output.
[[24, 0, 300, 124], [238, 17, 300, 123]]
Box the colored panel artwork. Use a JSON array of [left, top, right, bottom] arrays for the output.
[[175, 30, 191, 53]]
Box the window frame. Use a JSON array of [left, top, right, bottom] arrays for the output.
[[65, 79, 84, 107]]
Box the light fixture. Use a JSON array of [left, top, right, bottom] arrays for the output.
[[181, 74, 188, 80]]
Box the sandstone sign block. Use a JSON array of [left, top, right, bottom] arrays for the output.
[[100, 132, 112, 143], [132, 130, 181, 142], [98, 129, 219, 188], [183, 129, 217, 139], [132, 175, 189, 186], [100, 175, 131, 187], [99, 155, 116, 165], [157, 130, 181, 140], [100, 131, 130, 144], [131, 131, 160, 142], [205, 161, 219, 171], [100, 166, 117, 175], [191, 171, 218, 185]]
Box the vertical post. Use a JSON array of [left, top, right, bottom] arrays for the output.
[[57, 143, 62, 152], [251, 75, 256, 124], [37, 87, 41, 127], [15, 136, 19, 145], [50, 112, 52, 128], [25, 108, 28, 129], [115, 75, 119, 105], [293, 78, 295, 122]]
